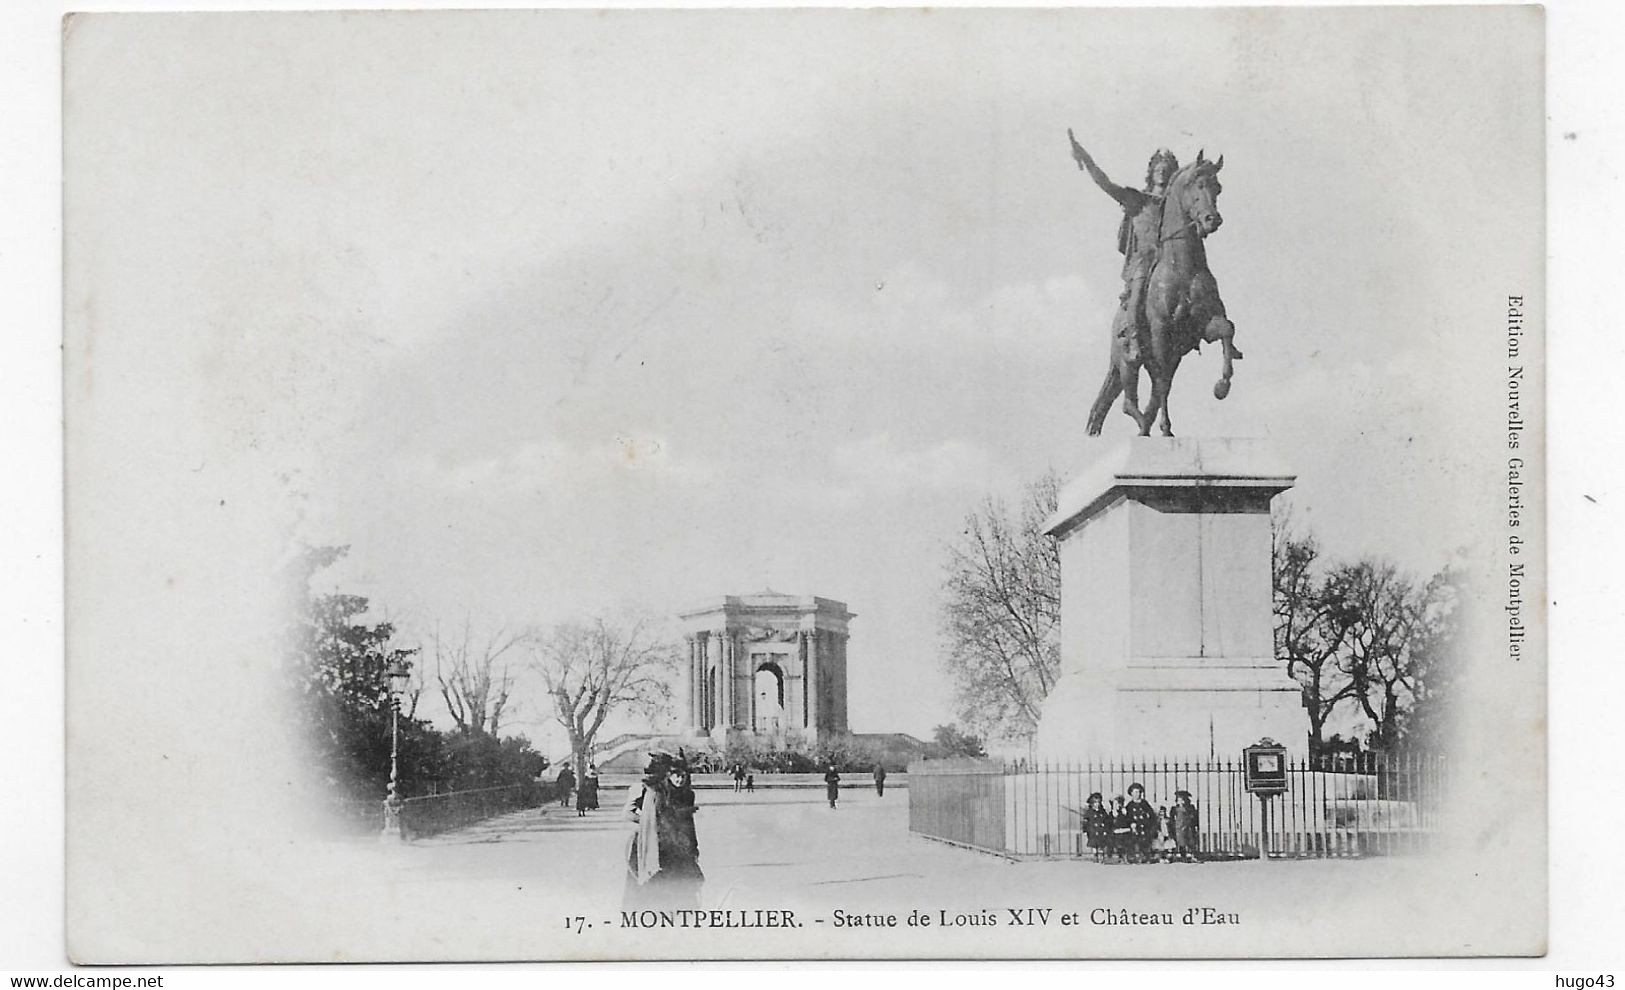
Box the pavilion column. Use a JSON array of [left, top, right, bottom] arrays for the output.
[[836, 632, 849, 732], [798, 631, 809, 728], [804, 628, 820, 732], [727, 631, 740, 730], [684, 635, 696, 731], [711, 630, 729, 731], [701, 633, 713, 730], [693, 635, 704, 731]]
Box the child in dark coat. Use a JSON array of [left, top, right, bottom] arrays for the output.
[[1124, 783, 1159, 863], [1081, 792, 1111, 862], [1109, 795, 1132, 863], [1172, 790, 1200, 862]]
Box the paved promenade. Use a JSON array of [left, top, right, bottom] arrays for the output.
[[256, 783, 1492, 962]]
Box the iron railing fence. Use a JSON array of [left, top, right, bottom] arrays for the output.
[[330, 781, 560, 838], [400, 781, 555, 837], [909, 753, 1448, 860]]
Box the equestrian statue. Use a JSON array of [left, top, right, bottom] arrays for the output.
[[1068, 130, 1242, 437]]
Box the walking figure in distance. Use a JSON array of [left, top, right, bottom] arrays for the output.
[[576, 763, 599, 817], [555, 763, 575, 809]]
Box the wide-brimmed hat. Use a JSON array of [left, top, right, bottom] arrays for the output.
[[643, 749, 691, 776]]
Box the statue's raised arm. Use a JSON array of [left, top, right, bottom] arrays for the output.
[[1068, 129, 1138, 207]]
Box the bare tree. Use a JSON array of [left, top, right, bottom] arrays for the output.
[[432, 617, 523, 737], [1272, 522, 1359, 755], [1330, 560, 1426, 752], [940, 472, 1061, 739], [526, 614, 679, 777]]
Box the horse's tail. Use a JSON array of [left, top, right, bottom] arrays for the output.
[[1086, 361, 1122, 436], [1204, 313, 1237, 400]]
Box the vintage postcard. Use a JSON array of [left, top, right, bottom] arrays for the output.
[[63, 6, 1545, 962]]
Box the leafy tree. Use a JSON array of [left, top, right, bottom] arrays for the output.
[[284, 546, 436, 801], [1395, 566, 1463, 750], [526, 614, 680, 779], [284, 548, 548, 814], [440, 731, 550, 791], [940, 473, 1061, 739], [930, 723, 988, 758]]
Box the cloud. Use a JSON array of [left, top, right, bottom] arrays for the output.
[[407, 434, 718, 498], [830, 432, 1003, 495]]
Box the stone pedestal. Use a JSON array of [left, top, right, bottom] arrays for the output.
[[1035, 437, 1306, 760]]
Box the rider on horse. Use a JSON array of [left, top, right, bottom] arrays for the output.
[[1069, 134, 1178, 365]]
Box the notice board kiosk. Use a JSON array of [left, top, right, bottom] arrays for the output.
[[1243, 738, 1289, 858]]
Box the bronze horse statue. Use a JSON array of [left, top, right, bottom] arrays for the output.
[[1085, 151, 1241, 437]]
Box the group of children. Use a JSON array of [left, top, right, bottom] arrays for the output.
[[1080, 783, 1200, 864]]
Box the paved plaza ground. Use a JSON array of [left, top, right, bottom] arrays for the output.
[[228, 783, 1520, 962]]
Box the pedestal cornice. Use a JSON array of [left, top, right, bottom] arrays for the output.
[[1045, 437, 1295, 539]]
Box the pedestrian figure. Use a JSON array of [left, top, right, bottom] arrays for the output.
[[1081, 792, 1111, 862], [556, 764, 576, 808], [623, 751, 704, 911], [873, 764, 888, 797], [732, 763, 746, 792], [745, 773, 755, 793], [576, 763, 600, 816], [1109, 796, 1132, 863], [1125, 783, 1159, 863], [824, 762, 841, 809], [1172, 790, 1200, 863]]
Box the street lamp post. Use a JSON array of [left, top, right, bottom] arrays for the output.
[[380, 660, 411, 843]]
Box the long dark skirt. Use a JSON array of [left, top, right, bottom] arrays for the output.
[[623, 837, 703, 911]]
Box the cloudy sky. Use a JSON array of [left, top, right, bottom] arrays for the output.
[[66, 8, 1542, 742]]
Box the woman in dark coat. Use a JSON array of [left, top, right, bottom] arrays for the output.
[[824, 763, 841, 809], [576, 764, 600, 816], [623, 752, 704, 910]]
